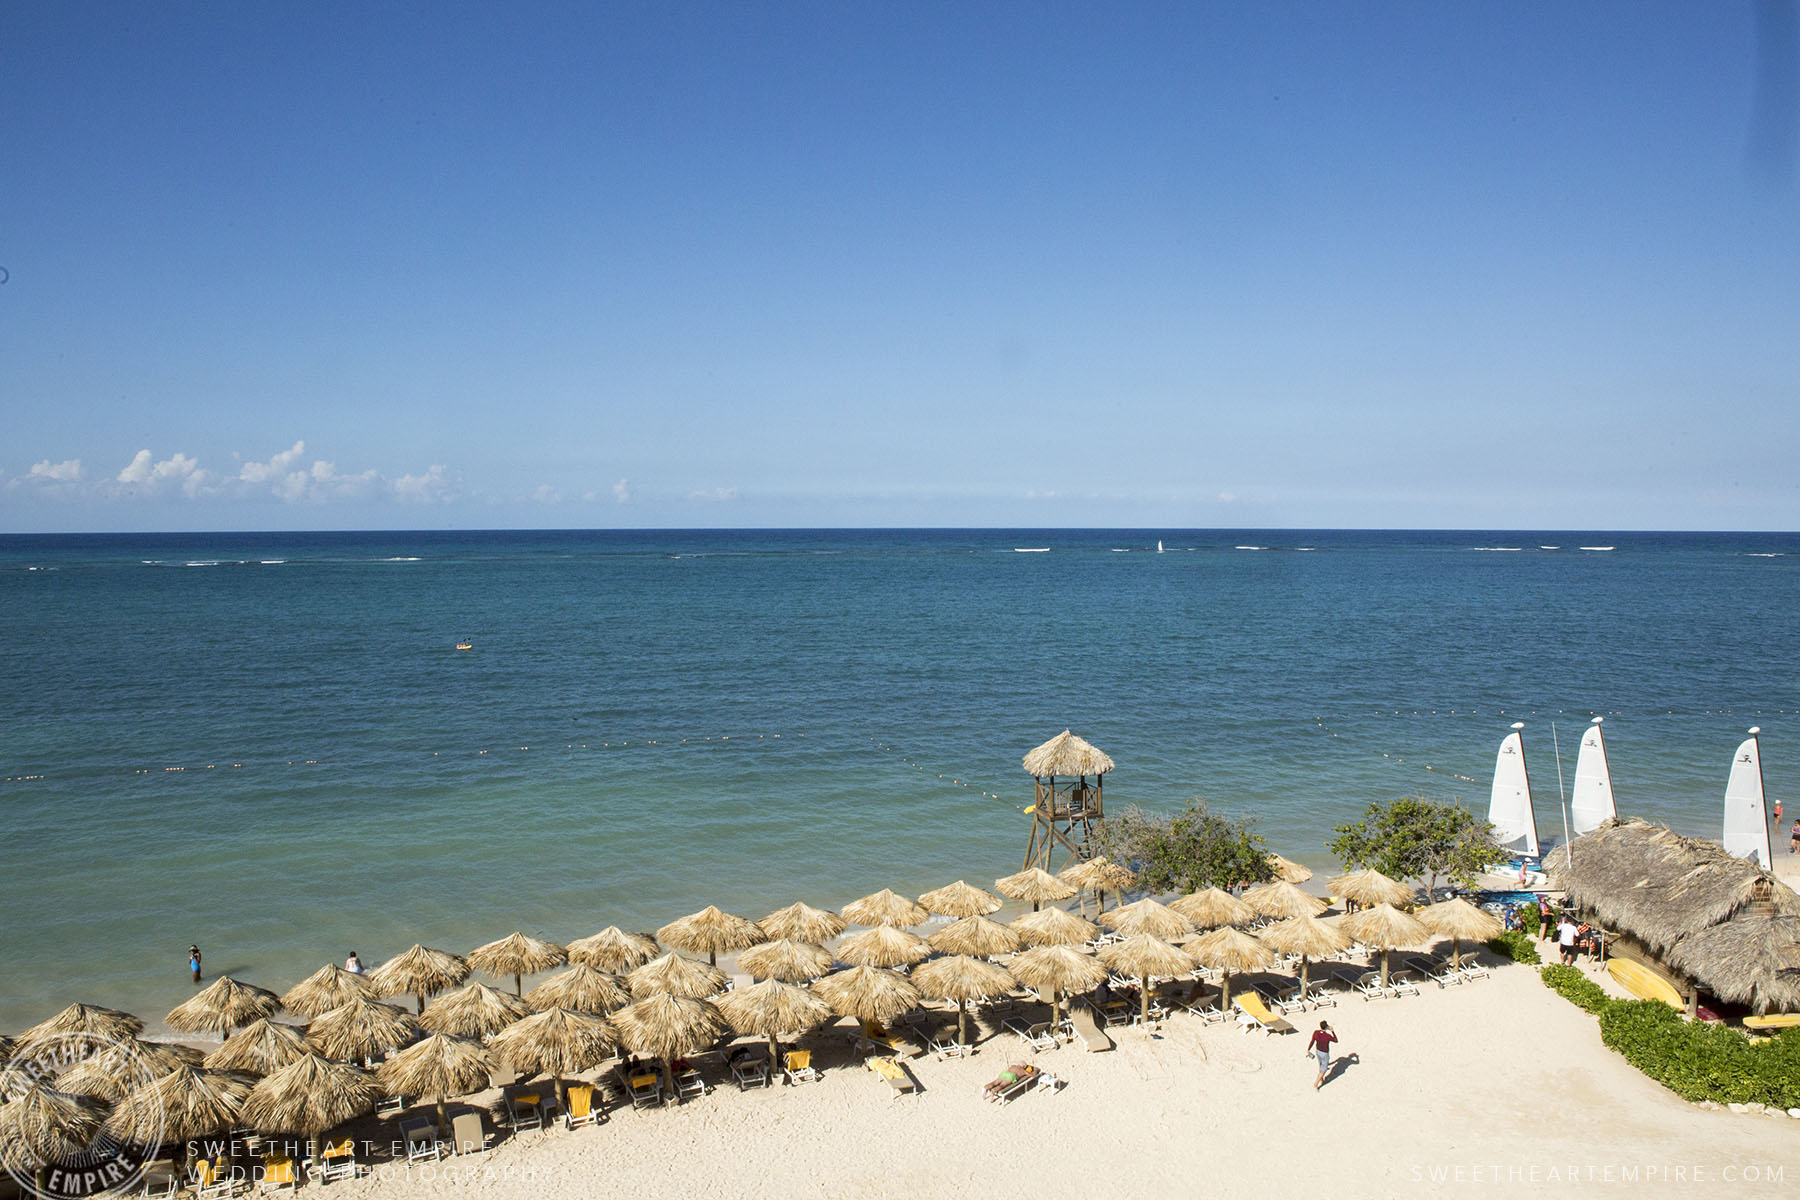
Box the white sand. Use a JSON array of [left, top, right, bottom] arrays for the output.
[[320, 953, 1796, 1200]]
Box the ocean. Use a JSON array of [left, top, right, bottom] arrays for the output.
[[2, 528, 1795, 1034]]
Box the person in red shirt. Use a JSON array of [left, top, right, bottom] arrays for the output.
[[1306, 1020, 1338, 1090]]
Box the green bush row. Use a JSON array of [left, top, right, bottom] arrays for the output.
[[1596, 1000, 1800, 1109], [1486, 930, 1540, 964], [1539, 964, 1611, 1013], [1516, 905, 1541, 935]]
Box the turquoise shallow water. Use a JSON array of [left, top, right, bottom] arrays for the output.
[[2, 528, 1796, 1034]]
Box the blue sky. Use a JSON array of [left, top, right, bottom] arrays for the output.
[[3, 3, 1797, 531]]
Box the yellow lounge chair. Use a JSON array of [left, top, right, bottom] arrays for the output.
[[258, 1157, 296, 1195], [783, 1049, 819, 1084], [865, 1055, 915, 1099], [1232, 993, 1296, 1036], [565, 1083, 600, 1129], [858, 1020, 910, 1057], [195, 1157, 238, 1199], [315, 1138, 358, 1183]]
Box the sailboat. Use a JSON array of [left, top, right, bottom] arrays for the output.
[[1568, 717, 1618, 835], [1721, 727, 1774, 868], [1488, 722, 1541, 859], [1157, 540, 1164, 553]]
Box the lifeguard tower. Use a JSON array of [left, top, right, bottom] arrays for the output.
[[1021, 730, 1115, 872]]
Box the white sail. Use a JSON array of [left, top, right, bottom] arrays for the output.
[[1722, 730, 1774, 868], [1569, 718, 1618, 835], [1488, 727, 1540, 857]]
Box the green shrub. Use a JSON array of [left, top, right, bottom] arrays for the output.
[[1540, 964, 1610, 1013], [1598, 1000, 1800, 1108], [1516, 905, 1540, 935], [1486, 930, 1540, 964]]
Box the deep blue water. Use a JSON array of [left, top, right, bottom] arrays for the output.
[[2, 528, 1795, 1032]]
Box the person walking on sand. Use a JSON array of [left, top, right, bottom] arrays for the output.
[[1555, 916, 1579, 965], [188, 945, 203, 984], [1773, 800, 1783, 833], [1306, 1020, 1338, 1090]]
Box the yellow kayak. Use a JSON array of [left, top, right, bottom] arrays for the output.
[[1742, 1013, 1800, 1031], [1607, 957, 1683, 1009]]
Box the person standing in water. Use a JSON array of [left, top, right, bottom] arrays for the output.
[[188, 945, 203, 984]]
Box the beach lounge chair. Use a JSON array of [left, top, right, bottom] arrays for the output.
[[1092, 998, 1133, 1029], [1347, 971, 1388, 1001], [1297, 980, 1337, 1009], [400, 1120, 443, 1165], [313, 1138, 358, 1184], [374, 1093, 404, 1118], [487, 1065, 519, 1090], [783, 1049, 820, 1085], [1252, 981, 1296, 1016], [450, 1112, 492, 1156], [674, 1063, 707, 1100], [912, 1018, 969, 1060], [1457, 958, 1491, 982], [502, 1087, 544, 1133], [1406, 956, 1463, 988], [1231, 993, 1297, 1037], [1005, 1018, 1056, 1052], [855, 1020, 911, 1058], [565, 1084, 600, 1129], [729, 1052, 770, 1090], [865, 1055, 916, 1099], [982, 1063, 1040, 1105], [1389, 971, 1422, 998], [625, 1071, 664, 1109], [192, 1157, 237, 1199], [259, 1156, 298, 1195], [1066, 1004, 1114, 1052]]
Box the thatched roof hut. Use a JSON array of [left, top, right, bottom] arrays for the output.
[[280, 964, 377, 1019], [926, 915, 1022, 958], [526, 965, 631, 1015], [994, 867, 1077, 908], [757, 902, 847, 944], [836, 925, 932, 969], [917, 880, 1003, 918], [467, 932, 567, 996], [166, 978, 282, 1036], [1022, 731, 1115, 778], [205, 1019, 311, 1076], [1549, 819, 1800, 1013], [842, 888, 930, 928], [417, 983, 530, 1039], [1011, 906, 1099, 948], [657, 906, 767, 966], [566, 928, 660, 974], [737, 939, 836, 984]]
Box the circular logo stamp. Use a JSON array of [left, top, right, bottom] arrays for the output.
[[3, 1033, 168, 1200]]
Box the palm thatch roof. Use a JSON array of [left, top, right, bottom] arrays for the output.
[[486, 1008, 617, 1079], [927, 915, 1022, 958], [911, 955, 1016, 1004], [835, 925, 932, 969], [1341, 903, 1431, 950], [1268, 853, 1314, 883], [467, 932, 568, 992], [1101, 897, 1194, 940], [1022, 730, 1115, 777], [0, 1085, 105, 1172], [417, 983, 531, 1039], [737, 939, 836, 984], [1256, 915, 1350, 961], [611, 993, 726, 1063], [304, 995, 420, 1063], [917, 880, 1003, 918], [1417, 898, 1504, 943], [1188, 927, 1275, 974], [566, 927, 660, 973], [1171, 887, 1255, 929], [17, 1004, 144, 1057], [994, 868, 1077, 905], [1099, 934, 1196, 980], [243, 1054, 377, 1138], [204, 1019, 311, 1076], [1549, 819, 1800, 1012], [1058, 856, 1116, 890], [367, 945, 470, 1011], [166, 977, 282, 1036], [279, 964, 377, 1019], [716, 979, 833, 1039], [1242, 881, 1328, 920], [657, 906, 768, 964], [841, 888, 929, 928], [757, 902, 847, 944], [105, 1066, 252, 1145], [526, 965, 631, 1015], [627, 953, 728, 1000], [1327, 869, 1416, 909], [56, 1040, 204, 1102], [1011, 906, 1099, 948], [374, 1034, 491, 1104], [1010, 945, 1108, 995], [813, 966, 922, 1025]]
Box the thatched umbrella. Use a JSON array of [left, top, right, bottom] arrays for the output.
[[1268, 853, 1314, 883], [17, 1003, 144, 1051], [566, 927, 660, 974], [1100, 898, 1194, 941], [757, 902, 846, 944], [842, 888, 929, 928], [243, 1054, 377, 1159], [1342, 903, 1431, 986], [304, 995, 420, 1064], [1022, 729, 1115, 777], [1011, 944, 1107, 1030], [486, 1008, 616, 1113], [367, 945, 470, 1014], [1187, 926, 1273, 1010], [105, 1066, 252, 1171], [166, 977, 282, 1037], [0, 1084, 106, 1197], [205, 1019, 310, 1076], [1060, 857, 1136, 915], [627, 953, 728, 1000], [374, 1034, 490, 1138], [1416, 898, 1503, 969], [1098, 935, 1196, 1025], [926, 915, 1022, 959], [1011, 906, 1099, 948], [526, 964, 631, 1015], [468, 932, 568, 996], [738, 940, 836, 984], [279, 964, 377, 1019], [58, 1041, 204, 1101], [611, 993, 725, 1097], [918, 881, 1004, 919], [657, 906, 767, 967], [911, 956, 1015, 1048], [1243, 881, 1328, 921], [813, 966, 923, 1032], [418, 983, 531, 1039], [1171, 887, 1255, 929], [1328, 869, 1416, 910], [836, 926, 932, 969], [716, 979, 833, 1067], [1257, 915, 1350, 995], [994, 867, 1077, 912]]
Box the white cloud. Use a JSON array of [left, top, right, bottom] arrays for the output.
[[1218, 491, 1238, 503], [612, 477, 631, 504], [532, 484, 560, 504], [239, 441, 306, 485], [686, 486, 739, 502], [117, 449, 207, 496], [13, 442, 459, 508], [393, 465, 456, 504], [28, 458, 82, 483]]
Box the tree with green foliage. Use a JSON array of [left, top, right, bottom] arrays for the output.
[[1327, 796, 1501, 897], [1094, 798, 1274, 894]]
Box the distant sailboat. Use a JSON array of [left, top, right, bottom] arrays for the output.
[[1722, 727, 1774, 868], [1157, 540, 1164, 553], [1488, 722, 1541, 858], [1568, 717, 1618, 835]]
